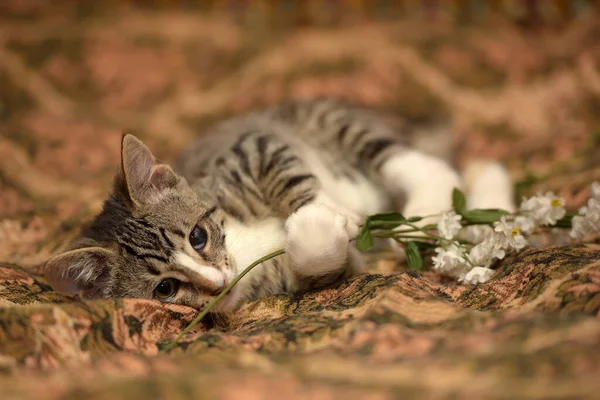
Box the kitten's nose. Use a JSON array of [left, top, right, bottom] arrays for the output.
[[210, 274, 229, 296]]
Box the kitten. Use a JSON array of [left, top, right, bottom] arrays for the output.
[[44, 99, 515, 312]]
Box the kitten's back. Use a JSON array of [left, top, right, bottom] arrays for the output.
[[176, 99, 456, 181]]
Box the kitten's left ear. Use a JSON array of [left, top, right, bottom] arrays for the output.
[[44, 247, 115, 299], [119, 133, 181, 206]]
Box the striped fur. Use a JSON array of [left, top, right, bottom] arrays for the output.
[[44, 99, 515, 313]]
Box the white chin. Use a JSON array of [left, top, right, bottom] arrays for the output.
[[211, 287, 241, 313]]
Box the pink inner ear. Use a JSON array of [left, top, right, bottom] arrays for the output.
[[150, 165, 167, 188], [48, 272, 81, 294], [120, 138, 162, 205], [128, 149, 155, 189], [150, 165, 178, 192], [121, 135, 180, 204]]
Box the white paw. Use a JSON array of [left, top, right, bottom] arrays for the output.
[[401, 186, 456, 231], [403, 192, 453, 220], [392, 178, 458, 244], [314, 192, 363, 226], [285, 203, 358, 277], [381, 151, 461, 227], [463, 160, 516, 212]]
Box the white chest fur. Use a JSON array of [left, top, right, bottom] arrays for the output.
[[224, 217, 286, 274]]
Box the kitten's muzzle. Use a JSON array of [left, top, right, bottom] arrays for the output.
[[210, 274, 229, 296]]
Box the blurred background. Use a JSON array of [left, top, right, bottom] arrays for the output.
[[1, 0, 600, 266]]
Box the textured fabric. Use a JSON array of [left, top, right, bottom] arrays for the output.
[[1, 2, 600, 399], [1, 246, 600, 399]]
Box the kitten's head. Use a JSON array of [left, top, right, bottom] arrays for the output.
[[45, 134, 239, 311]]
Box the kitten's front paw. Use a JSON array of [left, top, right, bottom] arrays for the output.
[[285, 203, 358, 277]]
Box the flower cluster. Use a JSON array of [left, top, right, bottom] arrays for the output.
[[570, 182, 600, 240], [431, 184, 600, 286], [437, 210, 463, 240], [432, 243, 466, 276], [356, 181, 600, 288]]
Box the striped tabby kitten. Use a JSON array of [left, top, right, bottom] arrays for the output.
[[45, 99, 515, 312]]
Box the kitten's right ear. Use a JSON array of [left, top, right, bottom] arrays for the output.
[[118, 133, 181, 207], [44, 247, 114, 298]]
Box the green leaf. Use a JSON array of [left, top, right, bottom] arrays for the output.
[[405, 241, 423, 270], [412, 240, 437, 250], [367, 212, 406, 230], [356, 224, 374, 251], [453, 186, 508, 223], [368, 211, 406, 221], [461, 208, 510, 224], [407, 216, 423, 223], [452, 188, 467, 213], [554, 212, 575, 229]]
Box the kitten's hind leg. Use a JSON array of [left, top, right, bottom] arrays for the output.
[[379, 150, 462, 222], [462, 160, 516, 212], [377, 149, 461, 260]]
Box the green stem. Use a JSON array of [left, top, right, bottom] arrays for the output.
[[402, 221, 444, 240], [463, 255, 476, 268], [365, 221, 405, 229], [395, 235, 439, 241], [418, 213, 442, 220], [371, 230, 418, 238], [368, 224, 438, 236], [159, 248, 286, 354], [373, 233, 437, 242]]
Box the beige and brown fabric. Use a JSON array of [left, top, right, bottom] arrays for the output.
[[0, 2, 599, 399]]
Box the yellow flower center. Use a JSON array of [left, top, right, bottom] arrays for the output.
[[511, 227, 522, 237], [551, 199, 563, 207]]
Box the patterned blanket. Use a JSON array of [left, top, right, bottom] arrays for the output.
[[1, 246, 600, 398], [1, 3, 599, 399]]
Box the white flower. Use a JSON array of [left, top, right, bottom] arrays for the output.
[[467, 234, 506, 268], [514, 215, 536, 235], [569, 215, 591, 240], [494, 216, 528, 250], [590, 182, 600, 201], [437, 210, 463, 240], [432, 243, 468, 276], [570, 197, 600, 240], [519, 192, 566, 226], [582, 198, 600, 224], [459, 267, 495, 285], [459, 225, 493, 244]]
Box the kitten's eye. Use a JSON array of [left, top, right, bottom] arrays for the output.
[[189, 225, 208, 251], [154, 278, 179, 300]]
